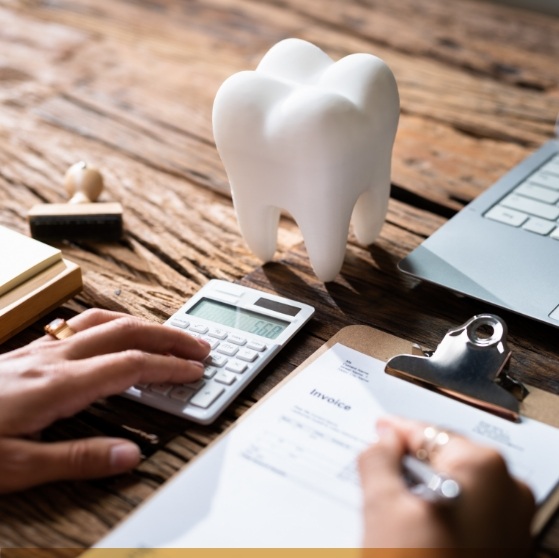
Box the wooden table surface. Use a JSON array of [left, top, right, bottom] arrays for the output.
[[1, 0, 559, 554]]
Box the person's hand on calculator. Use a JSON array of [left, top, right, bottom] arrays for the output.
[[0, 309, 210, 493]]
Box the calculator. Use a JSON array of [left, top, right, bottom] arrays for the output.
[[122, 280, 315, 424]]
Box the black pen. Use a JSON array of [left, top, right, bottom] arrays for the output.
[[402, 454, 461, 503]]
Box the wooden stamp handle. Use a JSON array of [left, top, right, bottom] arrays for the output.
[[64, 161, 104, 204]]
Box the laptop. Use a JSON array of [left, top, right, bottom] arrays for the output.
[[398, 138, 559, 328]]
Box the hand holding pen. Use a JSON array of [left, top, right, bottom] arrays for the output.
[[358, 416, 535, 554]]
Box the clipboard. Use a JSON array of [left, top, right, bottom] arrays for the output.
[[96, 316, 559, 549], [290, 318, 559, 535], [306, 319, 559, 429]]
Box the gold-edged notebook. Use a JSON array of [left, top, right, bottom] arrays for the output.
[[0, 226, 82, 343]]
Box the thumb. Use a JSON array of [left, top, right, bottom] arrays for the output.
[[0, 436, 141, 493], [358, 418, 408, 501]]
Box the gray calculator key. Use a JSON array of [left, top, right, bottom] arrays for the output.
[[190, 323, 209, 334], [170, 318, 190, 329], [237, 348, 258, 362], [203, 366, 219, 379], [170, 386, 195, 402], [206, 353, 228, 367], [185, 378, 205, 390], [190, 384, 225, 408], [227, 334, 247, 346], [150, 383, 173, 396], [200, 336, 219, 349], [208, 327, 228, 340], [215, 370, 237, 385], [225, 360, 248, 374], [217, 342, 239, 356], [246, 340, 267, 352]]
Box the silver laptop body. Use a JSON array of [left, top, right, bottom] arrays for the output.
[[399, 139, 559, 328]]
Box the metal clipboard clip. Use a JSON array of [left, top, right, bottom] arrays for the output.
[[385, 314, 528, 422]]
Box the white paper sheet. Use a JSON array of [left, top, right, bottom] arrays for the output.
[[97, 343, 559, 549]]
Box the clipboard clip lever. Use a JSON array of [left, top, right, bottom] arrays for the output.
[[385, 314, 528, 422]]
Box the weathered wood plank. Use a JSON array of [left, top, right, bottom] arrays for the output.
[[4, 0, 555, 217]]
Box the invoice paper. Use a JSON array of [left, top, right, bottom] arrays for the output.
[[97, 343, 559, 548]]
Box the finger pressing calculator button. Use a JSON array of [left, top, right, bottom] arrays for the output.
[[205, 353, 228, 367], [201, 336, 219, 350], [184, 379, 205, 390], [170, 386, 195, 402], [149, 383, 173, 396], [190, 384, 225, 408], [236, 348, 258, 362], [203, 366, 219, 379]]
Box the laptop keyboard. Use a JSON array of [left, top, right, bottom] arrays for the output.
[[484, 154, 559, 239]]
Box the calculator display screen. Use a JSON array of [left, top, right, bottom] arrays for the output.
[[186, 298, 290, 339]]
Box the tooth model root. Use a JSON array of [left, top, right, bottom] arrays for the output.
[[233, 199, 280, 262], [213, 38, 400, 282]]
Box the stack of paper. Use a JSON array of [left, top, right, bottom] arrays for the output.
[[0, 225, 82, 343]]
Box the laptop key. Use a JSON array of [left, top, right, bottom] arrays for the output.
[[485, 205, 527, 227], [528, 170, 559, 191], [522, 217, 556, 236], [515, 183, 559, 205], [500, 193, 559, 221]]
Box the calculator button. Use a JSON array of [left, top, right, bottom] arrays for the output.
[[246, 340, 267, 352], [207, 327, 228, 340], [149, 383, 173, 396], [190, 384, 225, 408], [169, 386, 195, 402], [227, 334, 247, 346], [215, 370, 237, 385], [205, 353, 228, 367], [203, 366, 219, 379], [170, 318, 190, 329], [225, 360, 248, 374], [134, 383, 149, 389], [236, 348, 258, 362], [216, 342, 239, 356], [190, 323, 209, 334], [184, 379, 205, 390], [201, 336, 219, 350]]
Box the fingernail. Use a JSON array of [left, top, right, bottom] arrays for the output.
[[190, 359, 205, 370], [110, 442, 141, 471], [197, 338, 211, 350]]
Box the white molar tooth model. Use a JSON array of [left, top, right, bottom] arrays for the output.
[[212, 38, 400, 282]]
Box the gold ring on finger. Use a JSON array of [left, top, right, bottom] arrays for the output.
[[416, 425, 452, 462]]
